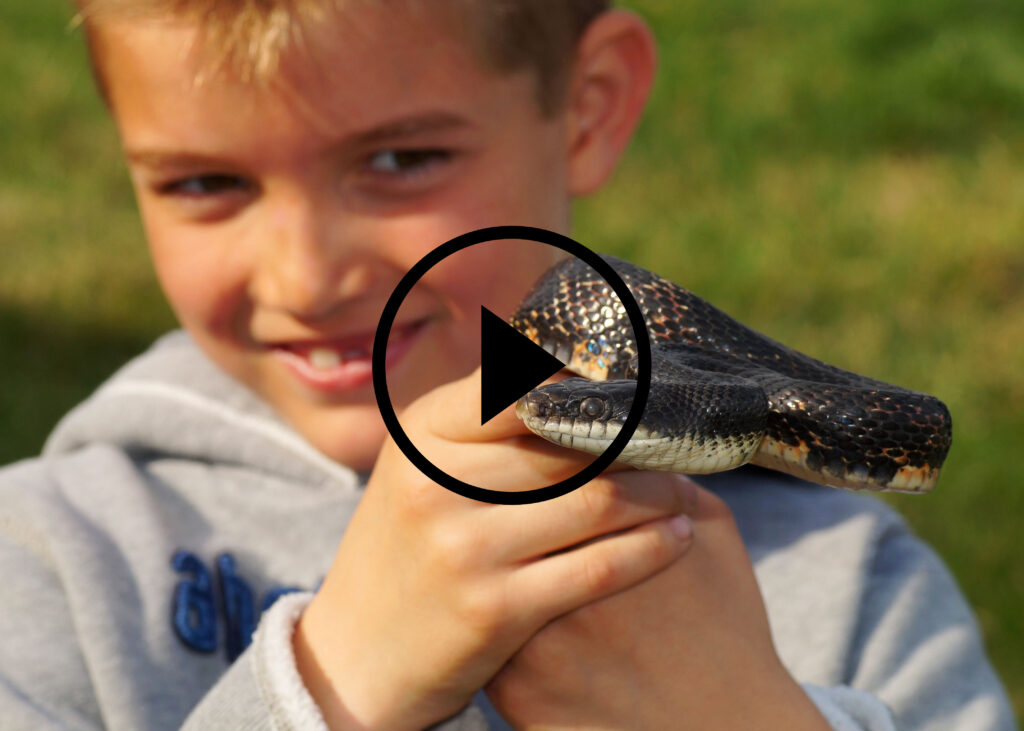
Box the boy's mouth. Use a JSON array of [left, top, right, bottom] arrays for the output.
[[269, 318, 429, 393]]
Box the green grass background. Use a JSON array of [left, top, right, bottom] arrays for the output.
[[2, 0, 1022, 717]]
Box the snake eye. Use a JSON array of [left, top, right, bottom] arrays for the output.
[[580, 397, 605, 419]]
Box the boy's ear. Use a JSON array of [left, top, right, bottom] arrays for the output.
[[565, 10, 657, 196]]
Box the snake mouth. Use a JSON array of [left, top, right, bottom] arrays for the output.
[[516, 393, 631, 441], [514, 395, 658, 464], [516, 395, 758, 473], [516, 380, 633, 451]]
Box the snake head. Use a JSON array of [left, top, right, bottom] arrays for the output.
[[515, 377, 637, 455], [517, 378, 635, 423]]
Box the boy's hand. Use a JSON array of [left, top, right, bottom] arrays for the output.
[[292, 368, 696, 730], [486, 486, 830, 730]]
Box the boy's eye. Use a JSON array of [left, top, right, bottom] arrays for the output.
[[366, 149, 451, 176], [148, 173, 255, 222], [158, 174, 251, 197]]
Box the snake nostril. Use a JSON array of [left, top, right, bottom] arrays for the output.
[[580, 397, 605, 419], [525, 395, 549, 418]]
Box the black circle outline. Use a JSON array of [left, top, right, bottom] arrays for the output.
[[372, 226, 651, 505]]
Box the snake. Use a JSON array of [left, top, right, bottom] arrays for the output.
[[510, 256, 952, 493]]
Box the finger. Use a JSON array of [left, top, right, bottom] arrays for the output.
[[510, 513, 695, 623], [442, 434, 596, 491], [422, 367, 575, 444], [490, 472, 698, 561]]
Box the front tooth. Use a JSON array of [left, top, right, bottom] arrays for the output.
[[308, 347, 341, 370]]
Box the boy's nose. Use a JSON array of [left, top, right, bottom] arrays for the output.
[[249, 205, 371, 320]]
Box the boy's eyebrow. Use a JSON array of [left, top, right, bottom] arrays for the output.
[[352, 111, 473, 145], [126, 150, 230, 169], [125, 112, 473, 169]]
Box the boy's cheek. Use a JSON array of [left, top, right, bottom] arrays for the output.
[[142, 222, 250, 340], [423, 239, 565, 318]]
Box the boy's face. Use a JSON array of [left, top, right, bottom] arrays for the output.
[[98, 6, 573, 471]]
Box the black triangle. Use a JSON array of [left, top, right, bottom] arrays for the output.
[[480, 306, 566, 425]]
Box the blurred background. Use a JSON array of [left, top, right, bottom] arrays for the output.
[[1, 0, 1021, 717]]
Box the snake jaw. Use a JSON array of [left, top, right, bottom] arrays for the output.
[[517, 393, 762, 474], [516, 379, 627, 457], [516, 378, 763, 474]]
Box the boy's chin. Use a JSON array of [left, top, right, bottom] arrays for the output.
[[287, 404, 389, 474], [305, 413, 389, 468]]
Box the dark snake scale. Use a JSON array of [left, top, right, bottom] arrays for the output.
[[511, 256, 952, 492]]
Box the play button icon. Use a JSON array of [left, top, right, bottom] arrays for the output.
[[373, 225, 650, 505], [480, 306, 566, 425]]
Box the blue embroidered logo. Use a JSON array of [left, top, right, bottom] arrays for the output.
[[171, 550, 307, 662]]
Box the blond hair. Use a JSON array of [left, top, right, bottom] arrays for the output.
[[73, 0, 610, 115]]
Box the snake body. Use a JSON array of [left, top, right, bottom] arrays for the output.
[[511, 256, 952, 493]]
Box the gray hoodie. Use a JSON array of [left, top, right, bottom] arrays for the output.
[[0, 331, 1014, 730]]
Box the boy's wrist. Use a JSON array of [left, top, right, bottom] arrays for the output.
[[291, 583, 466, 730], [725, 664, 831, 731], [291, 594, 362, 729]]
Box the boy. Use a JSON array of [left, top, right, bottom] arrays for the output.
[[0, 0, 1012, 728]]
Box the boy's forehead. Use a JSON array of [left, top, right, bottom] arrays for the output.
[[92, 2, 487, 90], [96, 6, 534, 144]]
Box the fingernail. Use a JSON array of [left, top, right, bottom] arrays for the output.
[[669, 514, 693, 540]]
